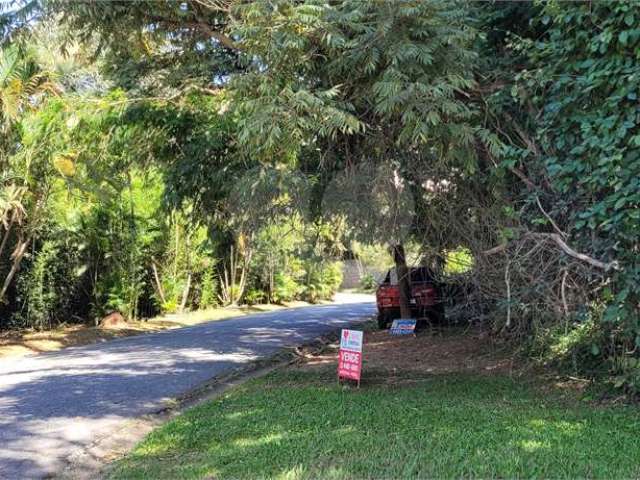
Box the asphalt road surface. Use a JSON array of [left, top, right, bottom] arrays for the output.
[[0, 294, 375, 478]]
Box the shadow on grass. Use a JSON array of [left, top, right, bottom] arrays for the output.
[[111, 370, 640, 479]]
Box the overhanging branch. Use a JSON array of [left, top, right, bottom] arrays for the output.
[[483, 232, 619, 272], [148, 15, 239, 51]]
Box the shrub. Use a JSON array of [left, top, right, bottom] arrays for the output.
[[272, 273, 302, 303], [244, 288, 266, 305], [15, 241, 61, 330], [303, 261, 343, 303], [360, 273, 377, 291], [14, 239, 84, 330], [612, 357, 640, 395], [199, 268, 218, 309]]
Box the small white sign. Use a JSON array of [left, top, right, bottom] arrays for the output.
[[340, 329, 363, 352]]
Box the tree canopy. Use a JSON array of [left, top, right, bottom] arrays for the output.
[[0, 0, 639, 392]]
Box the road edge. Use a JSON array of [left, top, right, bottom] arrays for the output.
[[59, 320, 372, 479]]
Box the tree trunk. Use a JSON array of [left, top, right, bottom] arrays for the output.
[[179, 273, 192, 313], [0, 214, 15, 262], [0, 238, 29, 304], [268, 253, 274, 303], [392, 243, 412, 319], [151, 259, 166, 305]]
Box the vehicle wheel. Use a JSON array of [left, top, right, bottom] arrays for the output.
[[430, 303, 445, 323], [377, 312, 389, 329], [415, 317, 429, 330]]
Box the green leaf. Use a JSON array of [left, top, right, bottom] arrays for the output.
[[619, 31, 629, 45], [614, 197, 627, 209], [625, 13, 635, 26]]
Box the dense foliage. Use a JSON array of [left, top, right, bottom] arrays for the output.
[[478, 2, 640, 390], [0, 32, 344, 328], [1, 1, 638, 391], [529, 4, 639, 325]]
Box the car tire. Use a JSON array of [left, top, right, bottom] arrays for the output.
[[377, 312, 390, 329]]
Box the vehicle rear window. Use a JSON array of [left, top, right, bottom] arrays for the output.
[[381, 267, 435, 285]]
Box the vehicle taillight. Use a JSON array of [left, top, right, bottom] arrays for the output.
[[413, 286, 436, 303]]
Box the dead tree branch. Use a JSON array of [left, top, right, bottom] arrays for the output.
[[483, 232, 619, 272]]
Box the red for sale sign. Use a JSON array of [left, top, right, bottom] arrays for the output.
[[338, 329, 363, 385]]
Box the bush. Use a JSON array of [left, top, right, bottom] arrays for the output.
[[272, 273, 302, 303], [303, 261, 343, 303], [15, 241, 61, 330], [360, 273, 377, 291], [504, 2, 640, 391], [198, 268, 218, 309], [244, 288, 266, 305], [612, 357, 640, 395], [13, 239, 85, 330], [533, 320, 604, 373]]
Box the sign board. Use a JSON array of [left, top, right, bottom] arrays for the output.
[[338, 329, 363, 385], [340, 329, 363, 352], [390, 319, 416, 335]]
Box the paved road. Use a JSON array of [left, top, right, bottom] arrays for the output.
[[0, 294, 375, 478]]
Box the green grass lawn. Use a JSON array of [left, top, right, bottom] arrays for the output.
[[110, 366, 640, 479]]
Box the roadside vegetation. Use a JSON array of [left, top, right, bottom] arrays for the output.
[[0, 31, 348, 331], [1, 2, 640, 477], [1, 0, 639, 398], [111, 329, 640, 479]]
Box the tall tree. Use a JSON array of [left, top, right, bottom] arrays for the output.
[[232, 0, 486, 317], [39, 0, 240, 93]]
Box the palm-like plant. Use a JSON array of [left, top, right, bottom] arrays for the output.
[[0, 178, 26, 256], [0, 173, 29, 303], [1, 0, 42, 44], [0, 44, 57, 132], [0, 180, 27, 228], [0, 44, 58, 304]]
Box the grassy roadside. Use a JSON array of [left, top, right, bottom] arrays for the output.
[[110, 329, 640, 479], [0, 301, 318, 359]]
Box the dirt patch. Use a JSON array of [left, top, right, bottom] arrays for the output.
[[0, 325, 156, 358], [99, 312, 128, 328], [292, 324, 623, 405], [296, 326, 516, 384]]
